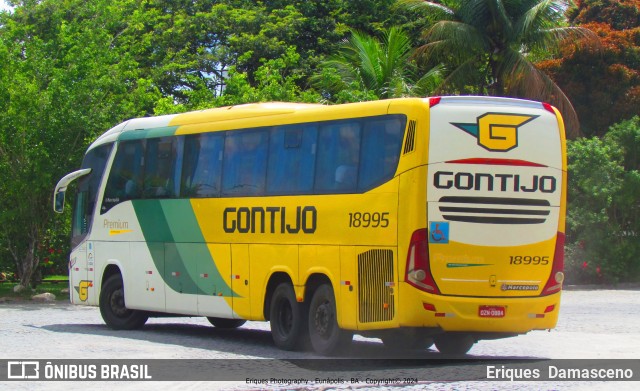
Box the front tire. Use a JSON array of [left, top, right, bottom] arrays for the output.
[[99, 274, 148, 330], [207, 317, 246, 329], [308, 284, 352, 356], [269, 283, 307, 350]]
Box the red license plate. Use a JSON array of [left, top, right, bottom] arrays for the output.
[[479, 305, 505, 318]]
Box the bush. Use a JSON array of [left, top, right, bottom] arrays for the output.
[[566, 116, 640, 284]]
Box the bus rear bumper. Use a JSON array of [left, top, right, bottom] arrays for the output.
[[401, 289, 561, 333]]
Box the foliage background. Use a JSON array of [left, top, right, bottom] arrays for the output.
[[0, 0, 639, 286]]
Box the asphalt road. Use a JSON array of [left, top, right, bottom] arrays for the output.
[[1, 289, 639, 390]]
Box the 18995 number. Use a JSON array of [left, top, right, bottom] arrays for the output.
[[509, 255, 549, 265], [348, 212, 389, 228]]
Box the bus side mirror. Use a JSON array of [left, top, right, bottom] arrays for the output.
[[53, 168, 92, 213], [54, 191, 66, 213]]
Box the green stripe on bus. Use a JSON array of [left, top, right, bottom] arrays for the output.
[[133, 200, 174, 242], [132, 199, 237, 297], [161, 200, 205, 242]]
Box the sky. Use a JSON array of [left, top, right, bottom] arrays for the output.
[[1, 1, 13, 13]]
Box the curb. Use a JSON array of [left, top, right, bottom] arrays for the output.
[[563, 282, 640, 291]]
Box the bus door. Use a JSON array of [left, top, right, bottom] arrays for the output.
[[65, 144, 113, 305]]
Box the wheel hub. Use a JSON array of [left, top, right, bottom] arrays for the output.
[[110, 289, 129, 317], [314, 302, 331, 337]]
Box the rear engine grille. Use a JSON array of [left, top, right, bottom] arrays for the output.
[[358, 249, 395, 323]]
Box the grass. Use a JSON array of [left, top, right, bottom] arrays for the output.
[[0, 278, 70, 301], [43, 275, 69, 281]]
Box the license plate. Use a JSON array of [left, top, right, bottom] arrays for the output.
[[479, 305, 505, 318]]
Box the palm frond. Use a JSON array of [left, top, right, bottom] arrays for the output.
[[396, 0, 456, 19], [347, 31, 383, 92], [436, 57, 484, 94], [425, 20, 489, 59], [313, 27, 427, 99], [412, 64, 445, 96], [457, 0, 495, 28], [513, 0, 568, 41], [500, 48, 580, 136], [537, 26, 601, 51], [382, 27, 413, 89], [488, 0, 514, 32]]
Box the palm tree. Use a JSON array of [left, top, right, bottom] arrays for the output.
[[312, 27, 442, 101], [399, 0, 600, 136]]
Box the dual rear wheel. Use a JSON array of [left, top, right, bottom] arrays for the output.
[[270, 283, 351, 355], [269, 282, 476, 355]]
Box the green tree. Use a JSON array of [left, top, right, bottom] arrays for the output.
[[155, 47, 323, 114], [399, 0, 599, 136], [566, 116, 640, 283], [312, 27, 442, 101], [204, 0, 423, 94], [0, 0, 159, 287], [537, 0, 640, 137], [215, 47, 322, 106]]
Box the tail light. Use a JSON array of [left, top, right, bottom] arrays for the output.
[[405, 229, 440, 294], [542, 102, 556, 114], [541, 232, 565, 295]]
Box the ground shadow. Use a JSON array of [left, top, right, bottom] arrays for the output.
[[36, 320, 546, 362]]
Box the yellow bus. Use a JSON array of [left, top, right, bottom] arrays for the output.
[[54, 97, 566, 355]]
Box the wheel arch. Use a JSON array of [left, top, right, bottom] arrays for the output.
[[303, 273, 333, 305], [263, 272, 294, 321], [100, 262, 123, 295]]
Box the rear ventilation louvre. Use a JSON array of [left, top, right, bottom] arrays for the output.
[[358, 249, 395, 323], [403, 120, 417, 154]]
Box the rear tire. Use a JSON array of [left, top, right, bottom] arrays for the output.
[[99, 274, 148, 330], [308, 284, 352, 356], [207, 317, 246, 329], [434, 333, 475, 354], [269, 283, 307, 350]]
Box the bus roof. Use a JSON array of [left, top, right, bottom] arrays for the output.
[[87, 96, 553, 151], [88, 100, 405, 150]]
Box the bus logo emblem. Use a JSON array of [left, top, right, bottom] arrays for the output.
[[452, 113, 537, 152], [74, 280, 92, 302], [429, 222, 449, 244]]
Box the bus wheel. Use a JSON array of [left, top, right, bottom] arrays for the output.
[[270, 283, 306, 350], [308, 284, 352, 356], [434, 333, 475, 355], [207, 317, 246, 329], [382, 332, 434, 351], [99, 274, 148, 330]]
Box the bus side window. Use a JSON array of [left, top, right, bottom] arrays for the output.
[[181, 133, 224, 198], [314, 121, 361, 193], [358, 116, 405, 191], [222, 129, 269, 196], [102, 140, 144, 213], [267, 125, 317, 194], [143, 137, 178, 199]]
